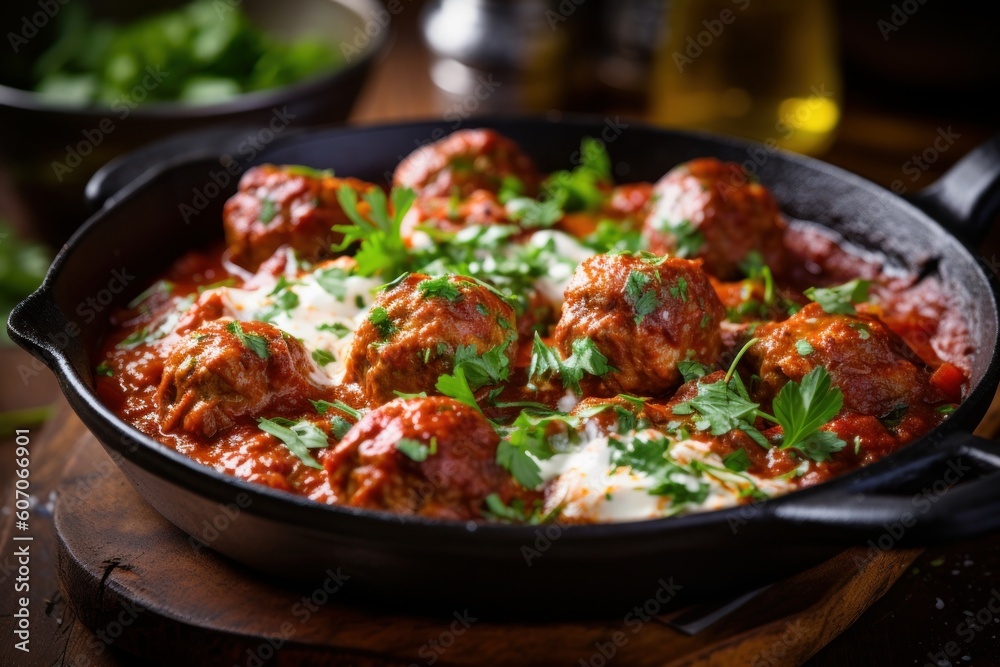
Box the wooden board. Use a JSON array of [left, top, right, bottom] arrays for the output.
[[47, 408, 921, 667]]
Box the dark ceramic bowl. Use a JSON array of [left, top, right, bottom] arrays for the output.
[[9, 118, 1000, 615], [0, 0, 387, 244]]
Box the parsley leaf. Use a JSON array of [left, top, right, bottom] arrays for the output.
[[804, 279, 871, 315], [505, 196, 563, 228], [368, 306, 397, 339], [625, 270, 660, 325], [495, 410, 567, 488], [418, 275, 462, 301], [258, 277, 299, 322], [435, 366, 480, 412], [257, 417, 329, 469], [317, 322, 351, 338], [311, 349, 336, 366], [661, 219, 704, 258], [396, 437, 432, 462], [310, 399, 363, 420], [723, 448, 752, 472], [541, 137, 612, 212], [333, 184, 417, 278], [453, 342, 511, 391], [95, 361, 114, 377], [772, 366, 844, 454], [608, 432, 709, 504], [226, 321, 270, 359], [259, 198, 277, 225], [678, 355, 710, 382], [314, 266, 349, 300], [795, 339, 814, 356], [561, 338, 614, 394], [527, 334, 613, 394], [527, 332, 563, 389]]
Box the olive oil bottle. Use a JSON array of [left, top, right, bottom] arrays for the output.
[[649, 0, 841, 155]]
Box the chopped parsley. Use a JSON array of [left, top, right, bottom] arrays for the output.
[[850, 322, 871, 339], [418, 276, 463, 301], [453, 342, 512, 391], [608, 432, 709, 504], [95, 361, 114, 377], [795, 339, 814, 356], [226, 320, 270, 359], [665, 219, 704, 258], [311, 349, 336, 366], [333, 184, 417, 278], [541, 137, 612, 212], [674, 339, 846, 462], [585, 219, 645, 254], [259, 198, 277, 224], [396, 437, 435, 462], [257, 417, 329, 469], [803, 279, 871, 315], [527, 334, 614, 394], [314, 266, 349, 300], [310, 399, 363, 420], [495, 410, 574, 488], [435, 366, 480, 412], [723, 448, 752, 472], [317, 322, 351, 338], [505, 196, 563, 228], [368, 307, 397, 339], [669, 276, 689, 302], [257, 277, 299, 322], [625, 270, 660, 325], [678, 353, 710, 382]]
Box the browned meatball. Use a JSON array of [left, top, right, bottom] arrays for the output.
[[393, 129, 540, 200], [643, 158, 786, 279], [344, 273, 518, 406], [553, 253, 725, 398], [157, 320, 320, 437], [747, 302, 935, 417], [223, 164, 378, 270], [325, 397, 517, 519], [400, 190, 509, 247]]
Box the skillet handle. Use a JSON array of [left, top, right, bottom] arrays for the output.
[[84, 125, 283, 210], [909, 134, 1000, 245], [769, 432, 1000, 545]]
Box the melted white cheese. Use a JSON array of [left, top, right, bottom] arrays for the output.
[[529, 230, 594, 309], [536, 431, 795, 522], [202, 271, 381, 384]]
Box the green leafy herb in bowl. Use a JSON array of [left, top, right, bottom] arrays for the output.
[[31, 0, 343, 106]]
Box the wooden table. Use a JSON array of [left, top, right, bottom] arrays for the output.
[[2, 14, 1000, 667]]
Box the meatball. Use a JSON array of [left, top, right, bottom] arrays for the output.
[[325, 397, 514, 519], [747, 303, 935, 417], [393, 129, 540, 200], [643, 158, 786, 279], [553, 253, 725, 397], [400, 190, 509, 247], [157, 320, 320, 437], [223, 164, 378, 270], [344, 273, 518, 406]]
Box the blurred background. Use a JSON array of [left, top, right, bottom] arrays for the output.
[[0, 1, 999, 661]]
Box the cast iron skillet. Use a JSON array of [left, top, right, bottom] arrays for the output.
[[10, 118, 1000, 615]]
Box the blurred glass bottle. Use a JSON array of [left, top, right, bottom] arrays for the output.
[[649, 0, 841, 155], [421, 0, 570, 113]]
